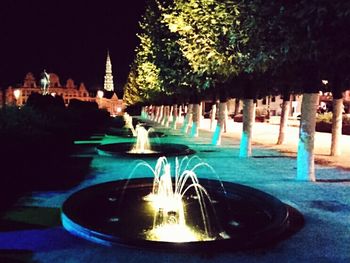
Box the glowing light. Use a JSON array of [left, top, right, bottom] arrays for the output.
[[13, 89, 21, 100], [129, 125, 155, 153], [146, 224, 211, 242], [116, 107, 122, 113], [144, 192, 182, 212], [51, 92, 56, 97], [136, 157, 226, 242], [97, 90, 104, 99], [322, 79, 328, 85]]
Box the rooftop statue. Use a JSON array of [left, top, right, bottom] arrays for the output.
[[40, 69, 50, 95]]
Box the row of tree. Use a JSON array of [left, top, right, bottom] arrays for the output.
[[123, 0, 350, 181]]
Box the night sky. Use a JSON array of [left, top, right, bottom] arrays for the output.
[[0, 0, 146, 91]]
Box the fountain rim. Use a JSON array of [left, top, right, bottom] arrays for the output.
[[61, 178, 291, 251], [105, 129, 166, 138], [96, 142, 196, 157]]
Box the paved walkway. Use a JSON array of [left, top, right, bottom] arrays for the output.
[[200, 118, 350, 170], [0, 117, 349, 262]]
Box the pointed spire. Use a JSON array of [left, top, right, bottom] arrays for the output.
[[104, 50, 114, 91]]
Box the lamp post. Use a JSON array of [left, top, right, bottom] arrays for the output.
[[97, 90, 104, 109], [13, 89, 21, 107]]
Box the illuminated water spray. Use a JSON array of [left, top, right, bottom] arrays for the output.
[[129, 125, 156, 154], [132, 156, 228, 242]]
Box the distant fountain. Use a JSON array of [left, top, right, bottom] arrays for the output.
[[62, 156, 297, 249], [99, 118, 194, 157], [129, 125, 155, 154]]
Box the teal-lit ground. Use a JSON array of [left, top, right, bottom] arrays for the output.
[[0, 119, 349, 262]]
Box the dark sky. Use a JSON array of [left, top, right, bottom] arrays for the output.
[[0, 0, 146, 90]]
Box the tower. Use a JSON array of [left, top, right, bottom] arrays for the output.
[[104, 51, 114, 92]]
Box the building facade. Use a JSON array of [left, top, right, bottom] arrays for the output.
[[1, 72, 124, 116]]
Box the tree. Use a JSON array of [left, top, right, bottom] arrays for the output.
[[163, 0, 247, 144], [135, 33, 162, 103], [262, 0, 350, 180], [321, 2, 350, 156], [136, 0, 214, 135], [123, 65, 141, 106]]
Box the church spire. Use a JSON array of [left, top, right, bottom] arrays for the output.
[[104, 50, 114, 91]]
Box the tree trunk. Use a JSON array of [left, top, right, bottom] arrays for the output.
[[178, 105, 183, 124], [234, 98, 240, 116], [296, 93, 318, 182], [172, 104, 178, 129], [167, 105, 173, 127], [239, 99, 255, 157], [162, 106, 168, 126], [190, 103, 201, 137], [277, 97, 291, 145], [153, 106, 159, 121], [182, 104, 193, 133], [331, 98, 343, 156], [211, 101, 227, 145], [159, 105, 165, 123], [210, 103, 217, 131]]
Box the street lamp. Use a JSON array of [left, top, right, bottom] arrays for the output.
[[322, 80, 329, 85], [97, 90, 104, 99], [13, 89, 21, 106], [97, 90, 104, 108]]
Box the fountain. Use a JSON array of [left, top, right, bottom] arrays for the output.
[[106, 113, 165, 138], [98, 119, 194, 157], [62, 156, 299, 250], [129, 125, 154, 154]]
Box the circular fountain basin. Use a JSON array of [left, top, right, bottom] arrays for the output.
[[61, 178, 293, 251], [106, 128, 166, 138], [96, 142, 195, 157]]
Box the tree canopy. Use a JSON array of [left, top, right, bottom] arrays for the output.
[[124, 0, 350, 105]]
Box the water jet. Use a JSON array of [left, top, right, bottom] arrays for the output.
[[98, 125, 194, 157]]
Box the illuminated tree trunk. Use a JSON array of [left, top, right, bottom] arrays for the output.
[[166, 106, 170, 126], [331, 98, 343, 156], [144, 106, 149, 119], [151, 106, 156, 120], [160, 106, 165, 125], [277, 96, 291, 145], [297, 93, 318, 182], [158, 105, 164, 123], [190, 103, 201, 137], [234, 98, 240, 116], [210, 103, 217, 131], [212, 101, 227, 145], [153, 106, 159, 121], [239, 99, 255, 157], [182, 104, 193, 133], [167, 105, 173, 127], [178, 105, 183, 124], [172, 104, 178, 129], [162, 106, 169, 126]]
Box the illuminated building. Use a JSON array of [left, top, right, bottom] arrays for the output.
[[1, 72, 124, 116], [103, 51, 114, 92]]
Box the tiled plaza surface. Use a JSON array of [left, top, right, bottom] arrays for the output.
[[0, 118, 349, 263]]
